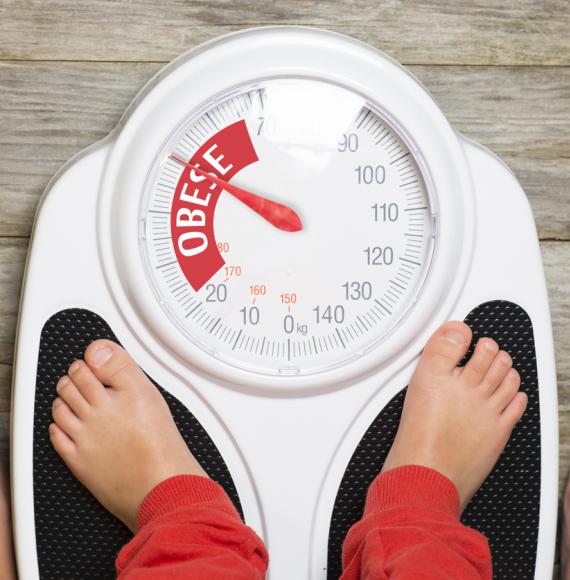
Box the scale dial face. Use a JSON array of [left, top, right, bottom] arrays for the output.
[[140, 78, 435, 376]]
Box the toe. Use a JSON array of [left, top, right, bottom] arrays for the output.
[[461, 338, 498, 385], [52, 398, 82, 440], [501, 391, 528, 426], [68, 359, 107, 406], [84, 339, 146, 392], [417, 321, 472, 376], [491, 368, 521, 412], [56, 375, 90, 418], [481, 350, 513, 394], [49, 423, 76, 460]]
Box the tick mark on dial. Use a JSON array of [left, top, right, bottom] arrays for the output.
[[209, 318, 222, 334], [335, 328, 347, 349], [389, 151, 410, 165], [232, 329, 243, 351], [399, 257, 421, 267]]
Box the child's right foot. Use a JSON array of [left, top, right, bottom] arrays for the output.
[[382, 321, 527, 511], [49, 340, 207, 532]]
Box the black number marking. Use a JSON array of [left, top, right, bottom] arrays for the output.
[[342, 281, 373, 300], [338, 133, 359, 152], [240, 306, 260, 325], [313, 305, 345, 324], [205, 283, 227, 302], [371, 202, 399, 222], [364, 246, 394, 266], [355, 164, 385, 185]]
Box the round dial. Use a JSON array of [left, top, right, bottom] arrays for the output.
[[139, 77, 435, 376]]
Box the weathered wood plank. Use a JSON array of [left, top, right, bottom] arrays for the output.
[[0, 62, 568, 238], [548, 241, 570, 496], [0, 413, 8, 456], [545, 235, 567, 573], [545, 244, 570, 415], [0, 366, 11, 415], [0, 61, 160, 238], [0, 1, 568, 65], [414, 65, 570, 241], [0, 238, 27, 366]]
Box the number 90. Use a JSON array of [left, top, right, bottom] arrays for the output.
[[338, 133, 359, 153]]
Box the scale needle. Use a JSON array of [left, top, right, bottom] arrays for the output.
[[169, 154, 303, 232]]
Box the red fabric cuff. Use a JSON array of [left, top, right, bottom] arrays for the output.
[[136, 475, 237, 530], [365, 465, 461, 519]]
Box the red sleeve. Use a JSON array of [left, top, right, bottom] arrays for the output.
[[341, 465, 492, 580], [116, 475, 268, 579]]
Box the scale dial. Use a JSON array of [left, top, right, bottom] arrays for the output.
[[140, 78, 436, 376]]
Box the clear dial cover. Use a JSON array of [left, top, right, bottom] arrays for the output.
[[139, 78, 435, 376]]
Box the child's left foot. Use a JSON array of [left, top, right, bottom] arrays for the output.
[[49, 340, 206, 532]]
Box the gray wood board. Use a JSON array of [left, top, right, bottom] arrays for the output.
[[0, 62, 568, 239], [0, 1, 569, 65]]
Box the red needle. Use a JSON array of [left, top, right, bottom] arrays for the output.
[[169, 154, 303, 232]]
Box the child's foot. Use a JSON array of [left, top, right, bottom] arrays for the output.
[[49, 340, 206, 532], [382, 321, 527, 511]]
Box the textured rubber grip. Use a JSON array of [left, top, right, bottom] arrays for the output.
[[33, 308, 243, 580]]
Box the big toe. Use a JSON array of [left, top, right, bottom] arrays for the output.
[[417, 321, 472, 376], [84, 339, 146, 391]]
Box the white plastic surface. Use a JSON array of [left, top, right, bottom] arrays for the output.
[[11, 27, 557, 580]]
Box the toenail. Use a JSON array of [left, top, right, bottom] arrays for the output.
[[91, 346, 112, 366], [69, 360, 82, 374], [57, 377, 69, 391], [482, 339, 498, 352], [444, 329, 466, 346]]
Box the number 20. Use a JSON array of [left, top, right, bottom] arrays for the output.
[[364, 246, 394, 265]]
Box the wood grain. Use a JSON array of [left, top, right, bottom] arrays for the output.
[[550, 241, 570, 495], [0, 62, 568, 238], [0, 1, 568, 65], [0, 238, 27, 366], [0, 365, 12, 415]]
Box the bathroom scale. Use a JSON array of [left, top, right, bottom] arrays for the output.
[[11, 26, 558, 579]]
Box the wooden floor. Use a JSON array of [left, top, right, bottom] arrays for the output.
[[0, 1, 568, 575]]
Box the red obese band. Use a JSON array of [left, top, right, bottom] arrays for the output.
[[170, 120, 259, 291]]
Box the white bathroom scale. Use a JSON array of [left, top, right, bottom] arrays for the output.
[[11, 27, 558, 579]]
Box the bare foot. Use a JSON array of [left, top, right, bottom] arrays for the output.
[[382, 321, 527, 511], [49, 340, 206, 532]]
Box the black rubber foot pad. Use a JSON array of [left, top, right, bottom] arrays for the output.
[[327, 301, 540, 579], [33, 309, 243, 580]]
